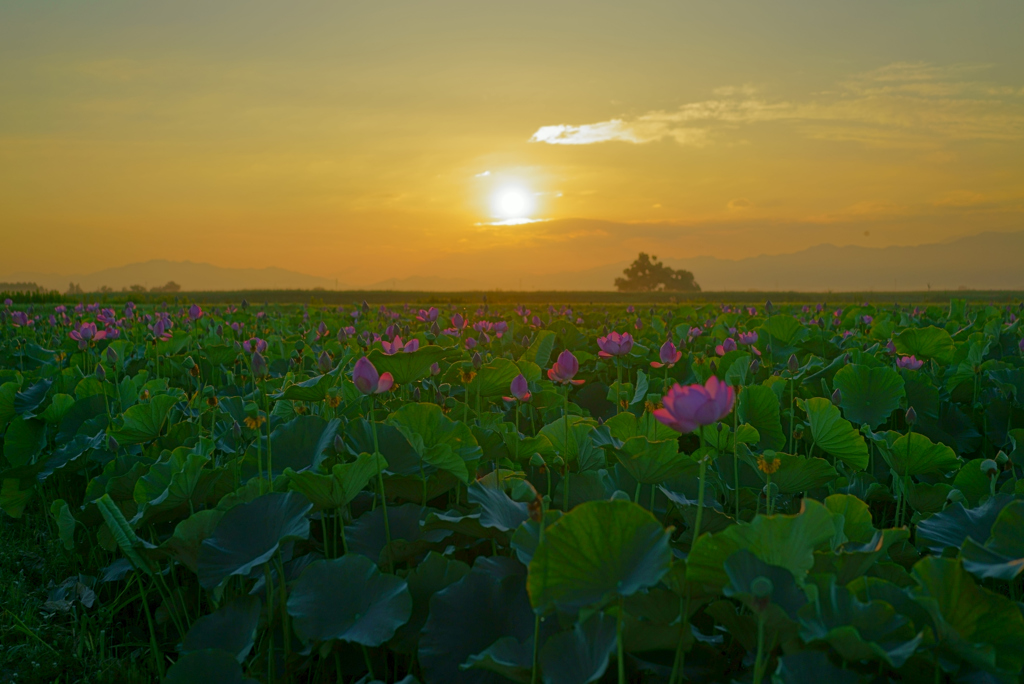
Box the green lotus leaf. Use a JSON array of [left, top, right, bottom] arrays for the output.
[[134, 448, 209, 510], [49, 498, 76, 550], [916, 494, 1012, 555], [14, 379, 52, 416], [3, 415, 45, 467], [737, 384, 785, 451], [391, 551, 471, 654], [906, 481, 953, 514], [96, 493, 157, 575], [287, 554, 411, 646], [833, 364, 905, 429], [161, 509, 224, 574], [366, 345, 459, 385], [56, 395, 107, 443], [759, 314, 807, 347], [249, 415, 340, 477], [687, 499, 837, 589], [164, 649, 259, 684], [467, 482, 530, 532], [181, 595, 261, 662], [467, 358, 523, 398], [521, 330, 556, 368], [538, 415, 598, 463], [812, 529, 910, 585], [387, 402, 482, 475], [197, 492, 311, 589], [0, 382, 18, 431], [894, 326, 954, 363], [881, 431, 959, 477], [798, 576, 921, 668], [0, 478, 34, 518], [528, 500, 671, 613], [951, 458, 989, 507], [273, 373, 332, 402], [824, 493, 876, 544], [753, 452, 837, 494], [723, 549, 807, 620], [419, 557, 535, 684], [803, 397, 868, 470], [347, 503, 452, 567], [108, 394, 177, 445], [511, 511, 562, 566], [961, 500, 1024, 581], [462, 637, 533, 683], [613, 436, 695, 485], [539, 612, 618, 684], [40, 393, 75, 425], [910, 556, 1024, 675], [775, 651, 858, 684], [283, 452, 382, 511]]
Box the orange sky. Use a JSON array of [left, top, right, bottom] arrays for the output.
[[1, 1, 1022, 287]]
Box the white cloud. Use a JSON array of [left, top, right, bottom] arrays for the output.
[[530, 63, 1024, 149]]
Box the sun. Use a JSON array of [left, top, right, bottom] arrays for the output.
[[493, 187, 533, 219]]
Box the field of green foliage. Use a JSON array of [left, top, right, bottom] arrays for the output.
[[1, 297, 1023, 684]]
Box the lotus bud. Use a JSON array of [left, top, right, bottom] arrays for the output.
[[435, 389, 444, 404], [334, 434, 345, 452], [413, 387, 421, 402], [251, 351, 268, 378], [831, 388, 842, 406], [241, 299, 249, 309], [522, 335, 530, 347], [105, 346, 119, 366], [751, 576, 774, 612], [352, 356, 380, 394], [472, 352, 482, 370], [361, 300, 370, 314], [787, 354, 799, 375], [905, 406, 917, 425], [981, 459, 999, 478], [316, 350, 332, 374], [107, 435, 119, 453], [337, 328, 349, 343], [709, 360, 717, 373], [430, 322, 440, 336], [765, 300, 774, 314], [430, 362, 440, 376], [749, 358, 760, 374], [216, 324, 224, 337], [95, 364, 106, 382], [996, 450, 1008, 466]]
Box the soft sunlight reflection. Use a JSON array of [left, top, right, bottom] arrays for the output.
[[493, 187, 533, 219]]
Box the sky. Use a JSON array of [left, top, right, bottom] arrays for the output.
[[1, 0, 1022, 289]]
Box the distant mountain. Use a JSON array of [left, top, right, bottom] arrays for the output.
[[522, 229, 1024, 291], [2, 260, 340, 293]]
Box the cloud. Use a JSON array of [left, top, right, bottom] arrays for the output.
[[530, 62, 1024, 149]]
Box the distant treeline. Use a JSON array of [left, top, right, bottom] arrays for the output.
[[66, 281, 181, 295], [54, 288, 1024, 308], [1, 289, 66, 304]]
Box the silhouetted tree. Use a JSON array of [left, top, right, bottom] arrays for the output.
[[151, 281, 181, 293], [614, 253, 700, 292], [66, 282, 84, 295]]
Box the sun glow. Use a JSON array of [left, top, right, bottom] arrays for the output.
[[493, 187, 533, 219]]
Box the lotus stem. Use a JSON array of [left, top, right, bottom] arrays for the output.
[[617, 595, 626, 684], [264, 563, 275, 684], [733, 408, 740, 519], [753, 610, 767, 684], [530, 612, 541, 684], [616, 356, 623, 414], [370, 396, 393, 573], [693, 428, 708, 542]]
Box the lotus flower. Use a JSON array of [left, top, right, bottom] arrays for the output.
[[243, 337, 268, 354], [738, 331, 758, 345], [352, 357, 394, 394], [654, 377, 736, 434], [69, 322, 107, 349], [430, 362, 441, 376], [416, 307, 439, 323], [382, 335, 419, 355], [715, 338, 737, 356], [188, 304, 203, 321], [896, 355, 924, 370], [317, 350, 333, 374], [597, 331, 634, 357], [547, 350, 584, 385], [11, 311, 29, 327], [251, 351, 269, 378], [503, 374, 531, 402], [316, 321, 330, 340], [651, 339, 682, 369]]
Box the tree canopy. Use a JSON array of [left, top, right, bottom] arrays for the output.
[[614, 253, 700, 292]]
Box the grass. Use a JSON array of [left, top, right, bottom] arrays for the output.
[[0, 508, 158, 684]]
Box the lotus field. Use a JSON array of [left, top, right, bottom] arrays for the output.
[[4, 296, 1024, 684]]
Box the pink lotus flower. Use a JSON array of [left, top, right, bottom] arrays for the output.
[[738, 331, 758, 345], [715, 338, 737, 356], [352, 357, 394, 395], [896, 355, 924, 371], [503, 374, 532, 402], [862, 315, 873, 325], [547, 350, 584, 386], [381, 336, 419, 355], [654, 377, 736, 434], [243, 337, 268, 354], [188, 304, 203, 321], [416, 307, 439, 323], [69, 322, 107, 349], [634, 318, 643, 330], [651, 339, 682, 368], [886, 340, 896, 355], [430, 362, 441, 376], [597, 331, 634, 357]]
